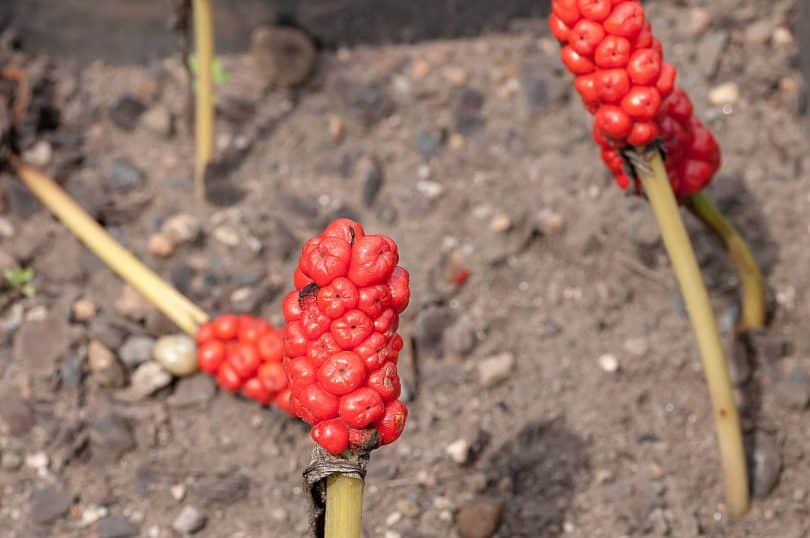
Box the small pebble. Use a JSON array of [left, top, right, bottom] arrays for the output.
[[455, 499, 503, 538], [170, 484, 187, 502], [446, 439, 471, 464], [148, 233, 176, 257], [161, 214, 201, 245], [119, 336, 156, 368], [153, 334, 198, 377], [23, 140, 53, 166], [416, 180, 443, 199], [1, 450, 22, 470], [115, 285, 151, 321], [477, 353, 515, 388], [172, 505, 207, 534], [598, 353, 619, 373], [623, 337, 649, 357], [115, 362, 172, 402], [688, 7, 711, 36], [72, 298, 97, 321], [140, 106, 173, 137], [748, 432, 781, 497], [88, 340, 127, 388], [709, 82, 740, 106], [489, 214, 512, 233], [328, 114, 345, 142], [385, 511, 403, 526], [26, 451, 49, 471]]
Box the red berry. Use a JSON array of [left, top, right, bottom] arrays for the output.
[[626, 48, 661, 85], [300, 237, 352, 287], [318, 351, 366, 395], [298, 383, 340, 421], [257, 362, 288, 393], [387, 267, 410, 313], [357, 285, 392, 319], [293, 266, 314, 290], [561, 45, 595, 75], [339, 388, 385, 429], [291, 389, 317, 425], [666, 87, 693, 123], [229, 342, 261, 379], [627, 120, 659, 146], [373, 308, 397, 334], [631, 21, 653, 49], [601, 146, 624, 174], [301, 305, 332, 340], [604, 1, 645, 39], [284, 321, 308, 357], [217, 362, 243, 393], [348, 235, 398, 287], [391, 334, 404, 353], [243, 378, 272, 405], [331, 309, 374, 349], [321, 218, 365, 246], [548, 13, 572, 42], [594, 35, 631, 68], [377, 400, 408, 445], [257, 331, 284, 362], [213, 315, 239, 340], [574, 74, 600, 106], [688, 119, 720, 166], [552, 0, 581, 26], [367, 362, 401, 401], [274, 388, 295, 416], [595, 105, 632, 139], [621, 86, 662, 121], [595, 68, 630, 103], [355, 333, 391, 371], [286, 356, 317, 389], [311, 419, 349, 455], [656, 62, 676, 97], [282, 290, 303, 322], [238, 317, 270, 343], [307, 332, 342, 368], [196, 322, 215, 344], [317, 277, 359, 319], [578, 0, 612, 21], [197, 340, 225, 374], [569, 19, 605, 56], [679, 159, 715, 197]]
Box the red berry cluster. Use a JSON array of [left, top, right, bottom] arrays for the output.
[[196, 315, 294, 415], [283, 219, 410, 456], [550, 0, 721, 198]]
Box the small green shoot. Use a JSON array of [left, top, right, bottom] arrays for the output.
[[188, 54, 230, 89], [3, 266, 36, 298]]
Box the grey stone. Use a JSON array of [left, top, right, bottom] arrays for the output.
[[97, 514, 139, 538], [415, 129, 443, 156], [87, 340, 127, 388], [443, 318, 478, 357], [453, 87, 485, 135], [455, 498, 503, 538], [251, 25, 317, 88], [775, 363, 810, 410], [172, 505, 207, 534], [169, 374, 216, 407], [114, 361, 172, 402], [357, 154, 384, 206], [195, 473, 249, 505], [0, 393, 35, 435], [109, 157, 145, 191], [30, 486, 73, 524], [108, 95, 145, 132], [89, 415, 135, 461], [118, 336, 155, 368], [13, 316, 71, 375], [414, 306, 454, 358], [748, 432, 782, 498]]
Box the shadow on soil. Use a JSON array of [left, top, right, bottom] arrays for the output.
[[486, 417, 589, 538]]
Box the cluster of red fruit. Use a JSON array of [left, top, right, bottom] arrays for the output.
[[282, 219, 410, 456], [196, 314, 294, 414], [550, 0, 721, 198]]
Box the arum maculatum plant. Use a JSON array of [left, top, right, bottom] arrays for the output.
[[282, 218, 410, 538], [551, 0, 765, 518], [191, 0, 215, 200]]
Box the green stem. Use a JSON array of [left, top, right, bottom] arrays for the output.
[[635, 149, 749, 518], [325, 474, 363, 538], [684, 192, 765, 333]]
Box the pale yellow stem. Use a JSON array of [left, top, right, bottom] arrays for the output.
[[192, 0, 215, 200], [684, 192, 765, 333], [636, 150, 749, 518], [12, 159, 209, 335], [325, 474, 363, 538]]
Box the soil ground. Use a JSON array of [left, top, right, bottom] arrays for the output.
[[1, 1, 809, 537]]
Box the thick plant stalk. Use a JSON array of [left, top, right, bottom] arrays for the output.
[[634, 149, 749, 517], [12, 159, 208, 335], [684, 192, 765, 333], [325, 474, 363, 538], [192, 0, 215, 200]]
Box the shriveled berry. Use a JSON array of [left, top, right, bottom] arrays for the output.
[[286, 356, 317, 389], [596, 68, 630, 103], [321, 218, 365, 246], [570, 19, 605, 56], [284, 321, 308, 357], [331, 309, 374, 349], [348, 428, 380, 451], [594, 35, 631, 68], [377, 400, 408, 445], [387, 267, 410, 313], [552, 0, 581, 26], [307, 332, 342, 368], [339, 388, 385, 429], [197, 340, 226, 374], [595, 105, 632, 139], [348, 235, 398, 287], [298, 383, 340, 421], [300, 237, 352, 287], [311, 419, 349, 455], [578, 0, 611, 21], [318, 351, 366, 395], [367, 362, 401, 401], [621, 86, 661, 120], [357, 285, 392, 319], [626, 48, 661, 85], [561, 45, 595, 75], [355, 333, 391, 371], [604, 1, 645, 38], [548, 13, 572, 42], [317, 277, 359, 319], [213, 315, 239, 340]]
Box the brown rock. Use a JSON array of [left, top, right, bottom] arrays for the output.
[[87, 340, 127, 388], [13, 316, 70, 375], [456, 498, 504, 538], [251, 26, 316, 88]]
